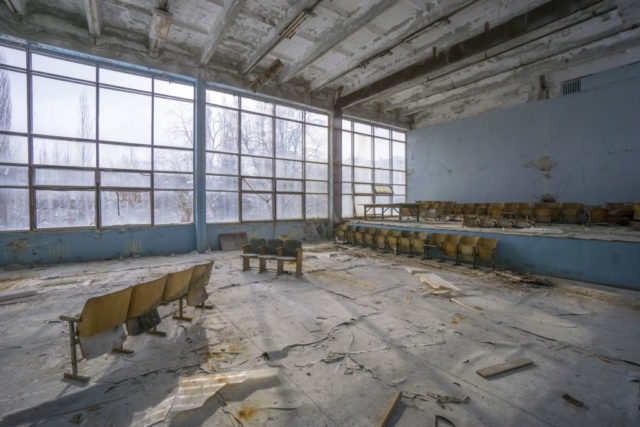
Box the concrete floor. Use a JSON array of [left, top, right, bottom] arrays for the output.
[[1, 243, 639, 426]]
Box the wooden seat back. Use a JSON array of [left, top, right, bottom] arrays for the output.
[[442, 234, 463, 258], [162, 267, 194, 303], [77, 287, 132, 337], [127, 276, 167, 320]]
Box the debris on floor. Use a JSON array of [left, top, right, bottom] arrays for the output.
[[476, 357, 534, 379]]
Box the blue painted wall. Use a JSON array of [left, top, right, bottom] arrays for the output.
[[0, 220, 330, 266], [348, 222, 640, 289], [407, 62, 640, 204]]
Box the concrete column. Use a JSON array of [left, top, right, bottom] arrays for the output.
[[332, 108, 342, 224], [194, 79, 208, 252]]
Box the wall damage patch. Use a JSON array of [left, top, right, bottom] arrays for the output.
[[524, 156, 558, 173]]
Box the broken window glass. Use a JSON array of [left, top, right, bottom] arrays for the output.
[[241, 193, 272, 221], [242, 178, 272, 192]]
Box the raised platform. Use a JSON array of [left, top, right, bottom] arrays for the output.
[[347, 219, 640, 290]]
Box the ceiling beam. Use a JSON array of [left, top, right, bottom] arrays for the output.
[[82, 0, 101, 37], [383, 1, 615, 113], [335, 0, 602, 110], [309, 0, 476, 93], [200, 0, 246, 65], [4, 0, 26, 15], [149, 7, 172, 58], [241, 0, 320, 75], [277, 0, 395, 84]]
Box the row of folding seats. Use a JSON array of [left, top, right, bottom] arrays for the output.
[[59, 260, 214, 382], [335, 225, 498, 268], [241, 237, 303, 276]]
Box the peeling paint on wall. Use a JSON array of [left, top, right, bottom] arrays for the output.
[[523, 155, 558, 172], [5, 239, 29, 254]]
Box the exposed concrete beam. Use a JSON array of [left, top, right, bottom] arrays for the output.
[[412, 27, 640, 128], [149, 7, 172, 58], [309, 0, 476, 93], [200, 0, 246, 65], [241, 0, 319, 75], [335, 0, 602, 110], [380, 1, 615, 112], [393, 5, 620, 115], [616, 0, 640, 28], [82, 0, 101, 37], [4, 0, 26, 15], [277, 0, 395, 84]]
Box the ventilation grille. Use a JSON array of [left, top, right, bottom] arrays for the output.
[[562, 78, 582, 95]]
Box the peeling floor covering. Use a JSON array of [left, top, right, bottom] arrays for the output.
[[1, 243, 639, 426]]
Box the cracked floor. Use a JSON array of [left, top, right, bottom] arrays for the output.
[[1, 242, 639, 426]]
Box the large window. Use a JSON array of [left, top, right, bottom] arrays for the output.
[[341, 119, 406, 218], [0, 43, 194, 231], [206, 90, 328, 222]]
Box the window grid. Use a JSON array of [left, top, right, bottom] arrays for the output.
[[205, 89, 328, 223], [0, 43, 195, 231], [341, 118, 407, 218]]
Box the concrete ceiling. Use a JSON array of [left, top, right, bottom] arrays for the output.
[[1, 0, 639, 129]]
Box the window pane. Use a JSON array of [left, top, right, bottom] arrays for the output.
[[393, 195, 406, 203], [101, 191, 150, 226], [154, 79, 193, 99], [305, 125, 327, 162], [36, 190, 95, 228], [341, 131, 352, 164], [99, 88, 150, 144], [101, 171, 150, 188], [0, 70, 27, 132], [242, 177, 272, 191], [277, 180, 302, 192], [155, 173, 193, 189], [354, 184, 372, 194], [241, 112, 272, 156], [154, 190, 193, 224], [354, 167, 371, 182], [0, 45, 25, 68], [206, 90, 238, 108], [32, 54, 95, 81], [342, 195, 353, 218], [0, 165, 27, 185], [305, 163, 327, 180], [305, 111, 328, 126], [100, 144, 150, 170], [154, 148, 193, 172], [99, 68, 151, 91], [393, 141, 405, 170], [342, 182, 352, 194], [342, 166, 352, 182], [354, 122, 371, 134], [341, 119, 352, 130], [375, 195, 390, 205], [242, 193, 272, 221], [207, 106, 238, 153], [393, 185, 406, 195], [34, 138, 96, 167], [206, 175, 237, 191], [276, 105, 302, 120], [374, 127, 389, 138], [0, 188, 28, 230], [275, 119, 302, 159], [33, 76, 95, 138], [354, 195, 372, 217], [354, 134, 372, 167], [277, 194, 302, 219], [241, 156, 271, 177], [154, 97, 193, 148], [35, 168, 93, 186], [374, 138, 390, 169], [276, 159, 302, 179], [375, 169, 390, 184], [306, 194, 327, 218], [0, 135, 27, 163], [392, 131, 406, 142], [206, 191, 238, 223], [306, 181, 327, 193], [241, 97, 272, 114], [393, 171, 406, 185], [207, 152, 237, 174]]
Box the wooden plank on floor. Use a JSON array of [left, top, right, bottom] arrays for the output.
[[376, 391, 402, 427], [476, 358, 534, 379]]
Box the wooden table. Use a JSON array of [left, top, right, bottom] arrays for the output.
[[363, 203, 420, 221]]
